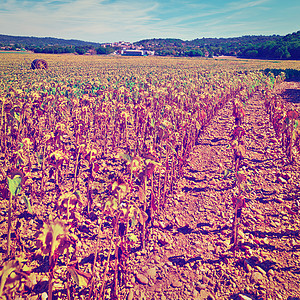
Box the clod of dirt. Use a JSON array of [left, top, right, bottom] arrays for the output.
[[250, 271, 264, 283], [136, 273, 149, 285]]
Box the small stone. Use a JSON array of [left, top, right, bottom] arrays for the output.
[[239, 294, 253, 300], [175, 216, 185, 227], [250, 271, 264, 283], [244, 260, 252, 273], [276, 276, 285, 283], [199, 289, 211, 299], [238, 230, 245, 239], [245, 286, 251, 293], [256, 214, 264, 221], [136, 273, 149, 285], [140, 291, 146, 300], [26, 273, 37, 288], [275, 196, 284, 203], [158, 233, 170, 245], [202, 275, 210, 284], [196, 282, 207, 290], [161, 294, 167, 300], [267, 269, 274, 276], [223, 239, 231, 247], [171, 278, 183, 288], [260, 284, 266, 289], [153, 220, 159, 227], [127, 289, 134, 300], [166, 261, 173, 267], [159, 221, 168, 229], [193, 289, 199, 297], [154, 283, 162, 292], [153, 255, 160, 263], [186, 265, 192, 272], [166, 214, 173, 221], [215, 245, 221, 254], [41, 293, 48, 300], [270, 138, 278, 143], [256, 266, 266, 275], [278, 176, 287, 184], [147, 267, 157, 279], [53, 282, 64, 289], [207, 244, 214, 251]]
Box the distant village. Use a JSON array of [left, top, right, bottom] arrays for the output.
[[100, 41, 155, 56]]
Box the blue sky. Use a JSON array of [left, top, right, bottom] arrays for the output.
[[0, 0, 299, 43]]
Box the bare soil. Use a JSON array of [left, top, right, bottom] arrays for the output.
[[1, 82, 300, 300], [126, 83, 300, 300]]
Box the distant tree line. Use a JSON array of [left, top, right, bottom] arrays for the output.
[[135, 31, 300, 59], [27, 45, 115, 55], [240, 31, 300, 59], [1, 31, 299, 59], [0, 34, 100, 47], [0, 34, 115, 55], [0, 43, 115, 55]]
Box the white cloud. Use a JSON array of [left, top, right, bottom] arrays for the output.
[[0, 0, 298, 42], [0, 0, 160, 41]]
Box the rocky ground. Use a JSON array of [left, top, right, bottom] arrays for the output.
[[126, 83, 300, 300], [1, 82, 300, 300]]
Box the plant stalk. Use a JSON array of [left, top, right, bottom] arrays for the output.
[[100, 211, 121, 300], [73, 149, 81, 191], [7, 192, 12, 256], [88, 218, 103, 300]]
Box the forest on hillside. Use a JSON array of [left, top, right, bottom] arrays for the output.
[[0, 34, 100, 48], [1, 30, 299, 59], [0, 34, 114, 55], [135, 31, 300, 59]]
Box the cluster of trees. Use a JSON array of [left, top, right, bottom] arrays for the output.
[[133, 38, 208, 57], [1, 31, 299, 59], [135, 31, 300, 59], [0, 43, 115, 55], [0, 34, 100, 48], [241, 31, 300, 59], [29, 45, 77, 54], [134, 36, 281, 57], [0, 34, 115, 55], [27, 45, 114, 55]]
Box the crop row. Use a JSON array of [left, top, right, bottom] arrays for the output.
[[263, 72, 300, 165], [0, 62, 277, 299]]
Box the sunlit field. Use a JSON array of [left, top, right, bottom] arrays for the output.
[[1, 53, 300, 300]]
